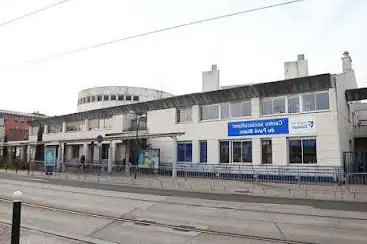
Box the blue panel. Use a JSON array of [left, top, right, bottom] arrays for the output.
[[228, 118, 289, 137], [177, 143, 185, 162], [185, 143, 192, 162], [44, 147, 57, 167]]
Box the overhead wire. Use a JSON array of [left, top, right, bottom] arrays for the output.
[[29, 0, 306, 63], [0, 0, 74, 27]]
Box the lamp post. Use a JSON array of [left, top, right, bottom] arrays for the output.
[[11, 191, 22, 244], [128, 111, 146, 179]]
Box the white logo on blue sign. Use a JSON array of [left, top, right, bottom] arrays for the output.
[[228, 118, 289, 136]]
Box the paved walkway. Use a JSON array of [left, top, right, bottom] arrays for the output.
[[2, 169, 367, 202]]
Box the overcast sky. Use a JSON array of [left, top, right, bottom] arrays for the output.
[[0, 0, 366, 116]]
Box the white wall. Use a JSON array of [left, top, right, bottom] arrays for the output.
[[147, 94, 341, 166]]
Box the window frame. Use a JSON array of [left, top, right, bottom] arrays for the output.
[[103, 95, 109, 101], [199, 140, 207, 163], [229, 100, 252, 118], [177, 141, 192, 162], [110, 95, 117, 101], [261, 139, 272, 164], [288, 137, 317, 164], [200, 104, 220, 121], [118, 95, 124, 101], [133, 96, 139, 102], [125, 95, 132, 101], [176, 107, 192, 123]]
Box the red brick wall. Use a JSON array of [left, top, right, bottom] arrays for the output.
[[3, 114, 32, 141]]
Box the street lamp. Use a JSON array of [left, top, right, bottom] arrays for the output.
[[128, 111, 146, 178]]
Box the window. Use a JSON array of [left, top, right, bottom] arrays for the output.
[[97, 96, 102, 101], [49, 124, 62, 133], [201, 105, 219, 120], [111, 95, 117, 101], [99, 117, 112, 129], [82, 98, 86, 104], [262, 99, 273, 115], [101, 144, 109, 160], [133, 96, 139, 101], [262, 97, 285, 115], [261, 139, 272, 164], [177, 141, 192, 162], [220, 141, 230, 163], [232, 141, 252, 163], [200, 141, 207, 163], [103, 95, 109, 101], [118, 95, 124, 101], [316, 92, 329, 110], [177, 107, 192, 122], [230, 101, 251, 118], [126, 95, 132, 101], [220, 103, 229, 119], [71, 145, 79, 159], [302, 94, 315, 112], [288, 96, 300, 113], [91, 96, 96, 102], [289, 138, 317, 164], [273, 97, 285, 114], [87, 97, 91, 103]]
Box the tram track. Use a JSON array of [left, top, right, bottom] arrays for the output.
[[0, 197, 317, 244]]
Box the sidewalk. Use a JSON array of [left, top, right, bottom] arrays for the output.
[[2, 169, 367, 202]]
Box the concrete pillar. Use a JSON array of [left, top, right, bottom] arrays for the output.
[[43, 125, 48, 135], [107, 141, 114, 174], [251, 97, 260, 117], [26, 145, 31, 163], [192, 105, 200, 123], [57, 143, 64, 171], [172, 136, 177, 178], [20, 146, 26, 162], [84, 119, 89, 131], [62, 122, 66, 133], [253, 138, 261, 165], [272, 137, 287, 165], [82, 142, 88, 160], [192, 140, 199, 164], [124, 141, 130, 175]]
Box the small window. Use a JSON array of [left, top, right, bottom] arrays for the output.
[[103, 95, 109, 101], [261, 139, 272, 164], [316, 92, 329, 110], [91, 96, 96, 102], [273, 97, 285, 114], [97, 96, 102, 101], [262, 99, 273, 115], [302, 94, 316, 112], [177, 141, 192, 162], [71, 145, 79, 159], [230, 101, 251, 118], [288, 96, 300, 113], [200, 141, 207, 163], [177, 107, 192, 122], [220, 141, 230, 164], [201, 105, 219, 120], [86, 97, 91, 103], [126, 95, 132, 101], [133, 96, 139, 101], [232, 141, 252, 163], [220, 103, 230, 119], [118, 95, 124, 101], [111, 95, 117, 101]]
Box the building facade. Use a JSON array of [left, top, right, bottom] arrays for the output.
[[24, 52, 363, 175], [77, 86, 173, 112]]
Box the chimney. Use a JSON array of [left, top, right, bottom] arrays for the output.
[[342, 51, 352, 72], [202, 64, 220, 92], [284, 54, 309, 79]]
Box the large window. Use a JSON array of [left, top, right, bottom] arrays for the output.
[[177, 107, 192, 122], [177, 141, 192, 162], [49, 124, 62, 133], [232, 141, 252, 163], [220, 103, 230, 119], [200, 141, 207, 163], [289, 138, 317, 164], [103, 95, 109, 101], [262, 91, 329, 115], [261, 139, 272, 164], [201, 105, 219, 120], [230, 101, 251, 118]]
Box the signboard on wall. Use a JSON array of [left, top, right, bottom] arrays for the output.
[[44, 147, 57, 167], [138, 149, 160, 169], [228, 118, 289, 136], [228, 117, 316, 137], [289, 117, 316, 134]]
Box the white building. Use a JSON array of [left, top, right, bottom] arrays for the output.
[[23, 52, 367, 177], [77, 86, 173, 112]]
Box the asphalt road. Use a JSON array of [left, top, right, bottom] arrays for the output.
[[1, 172, 366, 212]]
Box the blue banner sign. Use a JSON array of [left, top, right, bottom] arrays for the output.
[[44, 147, 57, 167], [228, 118, 289, 136]]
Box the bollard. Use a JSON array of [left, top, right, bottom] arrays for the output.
[[11, 191, 22, 244]]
